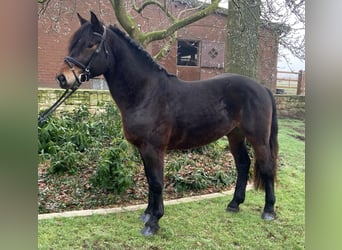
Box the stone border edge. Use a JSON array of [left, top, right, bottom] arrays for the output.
[[38, 184, 253, 220]]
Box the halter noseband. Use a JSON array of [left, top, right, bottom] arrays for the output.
[[64, 25, 107, 88]]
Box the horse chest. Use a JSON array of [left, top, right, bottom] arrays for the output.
[[121, 109, 171, 147]]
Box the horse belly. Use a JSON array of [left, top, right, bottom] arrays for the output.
[[168, 118, 236, 150]]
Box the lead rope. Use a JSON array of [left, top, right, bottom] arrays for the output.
[[38, 67, 83, 126], [38, 87, 77, 125]]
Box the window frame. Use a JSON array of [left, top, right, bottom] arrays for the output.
[[176, 39, 201, 67]]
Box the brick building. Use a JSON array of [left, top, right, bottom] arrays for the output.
[[38, 0, 280, 91]]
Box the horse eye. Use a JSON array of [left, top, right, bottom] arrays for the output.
[[87, 43, 96, 49]]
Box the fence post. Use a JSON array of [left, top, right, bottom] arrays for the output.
[[296, 70, 305, 95]]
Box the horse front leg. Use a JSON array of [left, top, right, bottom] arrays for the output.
[[138, 143, 165, 236]]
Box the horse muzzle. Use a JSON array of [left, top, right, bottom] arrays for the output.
[[56, 63, 84, 89], [56, 74, 68, 88], [56, 73, 75, 89]]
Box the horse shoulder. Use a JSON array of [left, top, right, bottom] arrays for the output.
[[121, 84, 174, 147]]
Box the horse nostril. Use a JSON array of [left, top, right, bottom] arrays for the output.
[[56, 74, 66, 86]]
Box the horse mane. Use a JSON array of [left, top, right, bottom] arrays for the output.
[[108, 25, 175, 77]]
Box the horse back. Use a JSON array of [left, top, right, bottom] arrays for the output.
[[165, 74, 273, 149]]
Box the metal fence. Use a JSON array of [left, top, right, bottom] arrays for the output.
[[276, 70, 305, 95]]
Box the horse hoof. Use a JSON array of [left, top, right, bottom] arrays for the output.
[[139, 213, 151, 223], [141, 226, 157, 237], [226, 206, 240, 213], [261, 212, 276, 221]]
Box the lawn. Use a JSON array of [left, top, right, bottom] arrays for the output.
[[38, 119, 305, 249]]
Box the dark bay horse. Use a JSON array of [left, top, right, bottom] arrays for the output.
[[56, 12, 278, 236]]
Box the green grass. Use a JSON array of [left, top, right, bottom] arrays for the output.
[[38, 119, 305, 249]]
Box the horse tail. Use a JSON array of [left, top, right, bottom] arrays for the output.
[[268, 87, 279, 174], [254, 88, 279, 190]]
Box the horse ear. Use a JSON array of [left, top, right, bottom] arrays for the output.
[[77, 13, 87, 25], [90, 11, 103, 33]]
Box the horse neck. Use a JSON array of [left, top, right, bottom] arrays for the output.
[[103, 32, 163, 110]]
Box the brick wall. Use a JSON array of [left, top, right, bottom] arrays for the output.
[[258, 26, 279, 92], [38, 88, 305, 119], [38, 0, 279, 90], [38, 0, 116, 88]]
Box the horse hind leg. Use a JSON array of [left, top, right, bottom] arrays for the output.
[[251, 141, 277, 220], [226, 128, 251, 213]]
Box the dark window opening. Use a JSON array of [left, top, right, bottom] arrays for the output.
[[177, 40, 200, 66]]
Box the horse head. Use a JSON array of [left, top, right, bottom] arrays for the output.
[[56, 12, 109, 89]]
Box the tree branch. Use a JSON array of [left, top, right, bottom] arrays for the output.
[[109, 0, 143, 40], [153, 33, 177, 61], [176, 1, 206, 19], [38, 0, 51, 17], [140, 0, 221, 46], [133, 0, 176, 21]]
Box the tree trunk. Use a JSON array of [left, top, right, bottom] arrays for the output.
[[226, 0, 261, 81]]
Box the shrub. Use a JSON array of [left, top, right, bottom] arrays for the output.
[[173, 169, 210, 191], [171, 167, 236, 192], [90, 140, 136, 194], [38, 104, 125, 175], [48, 142, 83, 174]]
